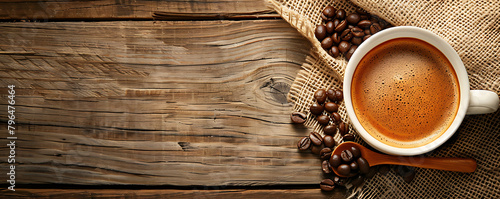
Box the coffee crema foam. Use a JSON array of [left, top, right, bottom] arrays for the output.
[[352, 38, 460, 148]]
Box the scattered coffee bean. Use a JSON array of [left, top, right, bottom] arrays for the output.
[[324, 102, 339, 113], [320, 147, 333, 160], [370, 23, 381, 34], [314, 89, 327, 104], [350, 175, 365, 187], [346, 13, 361, 24], [323, 135, 335, 148], [357, 156, 370, 174], [321, 37, 333, 50], [336, 9, 346, 19], [330, 46, 340, 58], [355, 8, 368, 15], [324, 124, 337, 135], [335, 90, 343, 101], [378, 165, 390, 175], [343, 133, 355, 142], [363, 34, 371, 41], [337, 164, 351, 176], [351, 27, 364, 37], [329, 154, 342, 168], [351, 37, 363, 45], [335, 20, 348, 32], [320, 179, 335, 191], [357, 20, 372, 28], [323, 6, 336, 19], [311, 144, 323, 155], [331, 112, 342, 124], [338, 122, 347, 136], [322, 160, 332, 173], [340, 28, 353, 41], [340, 149, 354, 162], [345, 45, 358, 60], [297, 136, 311, 151], [333, 19, 340, 29], [364, 29, 371, 35], [326, 21, 335, 34], [290, 112, 307, 124], [315, 25, 327, 41], [317, 115, 330, 125], [338, 41, 351, 53], [326, 89, 336, 101], [310, 102, 324, 115], [309, 132, 323, 146], [350, 146, 361, 158]]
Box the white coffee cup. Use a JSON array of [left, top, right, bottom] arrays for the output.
[[343, 26, 499, 156]]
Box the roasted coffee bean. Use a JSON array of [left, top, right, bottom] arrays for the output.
[[331, 112, 342, 124], [357, 156, 370, 174], [335, 20, 347, 32], [317, 115, 330, 125], [337, 164, 351, 176], [340, 29, 353, 41], [322, 160, 332, 173], [345, 45, 357, 60], [343, 133, 355, 142], [360, 14, 369, 20], [370, 23, 381, 34], [349, 161, 359, 171], [335, 9, 346, 19], [326, 89, 336, 101], [320, 179, 335, 191], [315, 25, 327, 41], [321, 37, 333, 50], [323, 135, 335, 148], [330, 46, 340, 58], [321, 14, 329, 21], [297, 136, 311, 151], [333, 19, 340, 29], [346, 13, 361, 24], [350, 175, 365, 187], [333, 176, 347, 186], [340, 149, 354, 162], [365, 167, 378, 179], [320, 147, 333, 160], [355, 8, 369, 15], [350, 146, 361, 158], [310, 102, 324, 115], [370, 17, 379, 24], [378, 165, 390, 175], [338, 41, 351, 53], [324, 102, 339, 113], [309, 132, 324, 146], [290, 112, 307, 124], [314, 89, 327, 104], [323, 6, 336, 19], [329, 154, 342, 168], [311, 144, 323, 155], [324, 124, 337, 135], [357, 20, 372, 28], [335, 90, 343, 101], [347, 24, 355, 29], [338, 122, 347, 136], [351, 27, 364, 37], [331, 32, 341, 44], [326, 21, 335, 34], [351, 37, 363, 45], [363, 34, 371, 41], [364, 29, 371, 35]]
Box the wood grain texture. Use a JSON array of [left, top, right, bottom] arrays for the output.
[[0, 188, 346, 199], [0, 20, 322, 186], [0, 0, 276, 21]]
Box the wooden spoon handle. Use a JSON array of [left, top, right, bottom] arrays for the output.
[[372, 155, 477, 173]]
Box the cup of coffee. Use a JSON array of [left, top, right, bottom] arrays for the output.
[[343, 26, 499, 156]]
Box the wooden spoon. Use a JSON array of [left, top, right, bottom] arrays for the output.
[[331, 142, 477, 177]]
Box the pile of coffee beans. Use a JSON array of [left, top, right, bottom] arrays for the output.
[[291, 88, 415, 191], [315, 6, 391, 60]]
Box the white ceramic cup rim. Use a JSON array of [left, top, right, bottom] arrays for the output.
[[343, 26, 470, 156]]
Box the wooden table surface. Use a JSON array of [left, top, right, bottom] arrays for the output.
[[0, 0, 346, 198]]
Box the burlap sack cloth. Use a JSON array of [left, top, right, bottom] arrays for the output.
[[267, 0, 500, 198]]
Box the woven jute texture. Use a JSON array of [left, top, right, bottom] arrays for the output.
[[268, 0, 500, 198]]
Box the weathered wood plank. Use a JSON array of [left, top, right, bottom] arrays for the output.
[[0, 0, 276, 21], [0, 188, 346, 199], [0, 20, 321, 186]]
